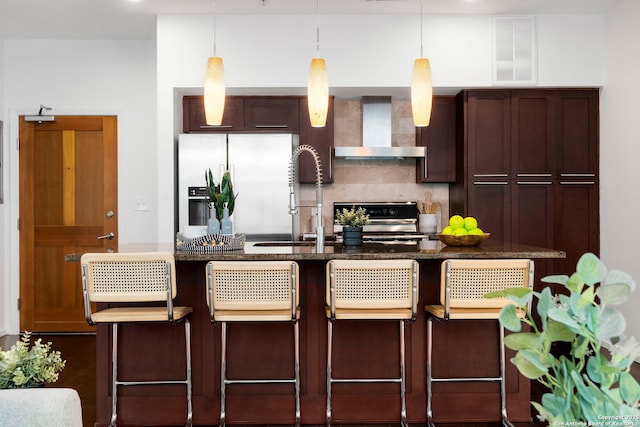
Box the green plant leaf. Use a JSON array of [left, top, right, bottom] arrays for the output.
[[570, 370, 597, 405], [599, 306, 626, 341], [541, 274, 569, 286], [548, 307, 580, 331], [565, 272, 585, 294], [578, 285, 596, 308], [576, 252, 607, 286], [499, 304, 522, 332], [512, 351, 547, 379], [598, 283, 632, 306], [545, 319, 576, 343], [536, 286, 553, 326], [504, 332, 539, 350], [586, 353, 604, 384], [619, 371, 640, 405], [486, 287, 532, 307], [540, 392, 566, 417], [604, 269, 636, 292]]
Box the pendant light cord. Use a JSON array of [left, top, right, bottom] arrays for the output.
[[316, 0, 320, 58], [420, 0, 424, 58], [213, 0, 217, 56]]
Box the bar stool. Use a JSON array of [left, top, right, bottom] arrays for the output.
[[325, 259, 419, 427], [206, 260, 301, 427], [424, 259, 534, 427], [80, 252, 193, 427]]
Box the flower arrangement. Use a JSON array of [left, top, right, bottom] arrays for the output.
[[205, 169, 238, 221], [487, 252, 640, 423], [0, 332, 66, 389], [334, 206, 370, 228]]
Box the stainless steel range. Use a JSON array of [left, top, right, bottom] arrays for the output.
[[333, 202, 435, 243]]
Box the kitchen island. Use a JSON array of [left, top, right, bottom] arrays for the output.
[[91, 240, 564, 426]]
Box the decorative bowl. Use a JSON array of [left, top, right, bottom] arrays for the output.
[[436, 232, 490, 247]]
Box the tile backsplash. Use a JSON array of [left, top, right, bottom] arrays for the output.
[[299, 99, 450, 235]]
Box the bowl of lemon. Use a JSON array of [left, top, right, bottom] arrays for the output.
[[436, 215, 490, 247]]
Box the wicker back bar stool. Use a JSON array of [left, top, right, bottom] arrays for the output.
[[206, 260, 301, 427], [80, 252, 193, 427], [325, 259, 419, 427], [424, 259, 534, 427]]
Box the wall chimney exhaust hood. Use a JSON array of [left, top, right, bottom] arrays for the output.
[[334, 96, 425, 159]]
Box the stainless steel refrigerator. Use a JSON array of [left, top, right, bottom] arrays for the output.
[[177, 133, 299, 240]]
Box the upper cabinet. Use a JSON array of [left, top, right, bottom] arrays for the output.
[[182, 96, 300, 133], [299, 97, 335, 184], [465, 90, 512, 179], [244, 97, 299, 131], [183, 96, 244, 132], [416, 96, 457, 183], [554, 90, 599, 176]]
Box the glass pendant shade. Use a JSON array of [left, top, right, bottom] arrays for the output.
[[204, 56, 225, 126], [411, 57, 433, 127], [307, 58, 329, 128]]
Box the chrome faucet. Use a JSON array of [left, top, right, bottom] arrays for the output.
[[288, 144, 324, 252]]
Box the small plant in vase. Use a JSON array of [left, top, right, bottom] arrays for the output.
[[205, 169, 238, 234], [335, 206, 370, 247]]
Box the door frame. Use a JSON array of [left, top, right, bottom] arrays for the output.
[[4, 108, 121, 334]]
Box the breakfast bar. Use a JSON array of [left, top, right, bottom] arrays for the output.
[[91, 240, 564, 426]]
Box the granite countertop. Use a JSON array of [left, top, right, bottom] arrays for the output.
[[65, 240, 565, 262], [174, 240, 566, 261]]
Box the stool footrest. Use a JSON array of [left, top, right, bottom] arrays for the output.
[[224, 378, 296, 385], [431, 376, 501, 383], [330, 378, 402, 384]]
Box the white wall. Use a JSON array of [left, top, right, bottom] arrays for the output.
[[1, 13, 609, 334], [601, 0, 640, 346], [1, 39, 6, 337], [1, 39, 156, 334]]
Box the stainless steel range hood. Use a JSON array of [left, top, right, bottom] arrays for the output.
[[334, 96, 426, 159]]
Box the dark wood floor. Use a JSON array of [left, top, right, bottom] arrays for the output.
[[2, 333, 638, 427]]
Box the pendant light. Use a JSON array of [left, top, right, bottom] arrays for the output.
[[204, 1, 225, 126], [411, 0, 433, 127], [307, 0, 328, 128]]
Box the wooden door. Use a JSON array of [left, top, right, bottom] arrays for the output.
[[19, 116, 117, 332]]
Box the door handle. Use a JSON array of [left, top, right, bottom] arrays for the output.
[[97, 232, 115, 240]]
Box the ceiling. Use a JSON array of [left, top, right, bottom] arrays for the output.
[[0, 0, 621, 40]]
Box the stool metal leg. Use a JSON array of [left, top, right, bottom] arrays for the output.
[[111, 323, 118, 427], [219, 322, 227, 427], [294, 321, 301, 427], [326, 319, 333, 427], [426, 316, 434, 427], [499, 322, 513, 427], [185, 319, 193, 427], [399, 320, 408, 427]]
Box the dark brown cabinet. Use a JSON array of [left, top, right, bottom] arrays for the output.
[[183, 95, 244, 132], [182, 96, 300, 133], [299, 97, 334, 184], [452, 88, 599, 282], [416, 96, 457, 182], [244, 97, 299, 131]]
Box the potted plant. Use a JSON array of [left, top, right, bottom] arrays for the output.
[[335, 206, 370, 247], [205, 169, 238, 233], [487, 252, 640, 422], [0, 332, 66, 389]]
